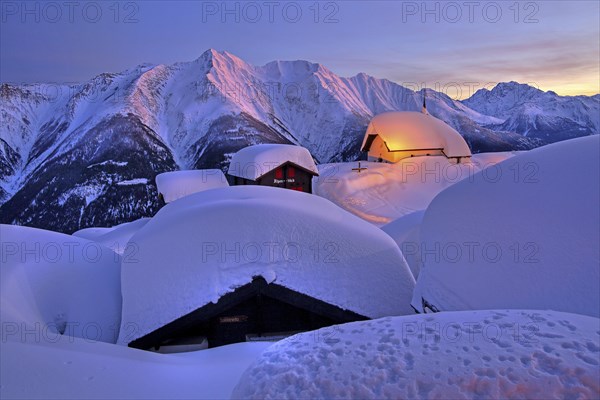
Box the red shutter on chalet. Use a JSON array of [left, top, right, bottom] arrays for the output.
[[274, 168, 283, 179], [287, 166, 296, 178]]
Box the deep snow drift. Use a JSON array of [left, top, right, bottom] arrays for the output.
[[412, 135, 600, 317], [314, 152, 516, 226], [1, 335, 272, 399], [0, 224, 122, 343], [233, 310, 600, 399], [73, 217, 150, 255], [118, 186, 415, 345], [381, 210, 425, 278], [155, 169, 229, 203]]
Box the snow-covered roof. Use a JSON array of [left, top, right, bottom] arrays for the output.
[[233, 310, 600, 399], [118, 186, 415, 345], [155, 169, 228, 203], [228, 144, 319, 181], [361, 111, 472, 158], [413, 135, 600, 317], [0, 224, 122, 343]]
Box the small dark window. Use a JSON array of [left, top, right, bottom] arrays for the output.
[[287, 166, 296, 178], [274, 168, 283, 179]]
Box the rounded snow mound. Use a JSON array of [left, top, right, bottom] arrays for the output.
[[118, 186, 415, 345], [381, 210, 425, 279], [413, 135, 600, 316], [232, 310, 600, 399], [1, 224, 122, 343], [73, 218, 150, 255], [155, 169, 228, 203]]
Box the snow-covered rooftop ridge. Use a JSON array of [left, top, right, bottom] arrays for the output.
[[362, 111, 472, 158], [413, 135, 600, 317], [228, 144, 319, 180], [118, 186, 415, 345], [155, 169, 229, 203], [233, 309, 600, 399]]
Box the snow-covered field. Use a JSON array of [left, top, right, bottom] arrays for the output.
[[314, 152, 517, 226], [233, 310, 600, 399], [2, 335, 271, 399], [1, 137, 599, 399]]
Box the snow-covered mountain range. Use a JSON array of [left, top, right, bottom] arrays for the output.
[[1, 49, 598, 233], [463, 81, 600, 141]]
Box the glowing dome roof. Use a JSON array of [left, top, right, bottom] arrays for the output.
[[361, 112, 472, 158]]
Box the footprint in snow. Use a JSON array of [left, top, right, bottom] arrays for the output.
[[575, 353, 599, 366]]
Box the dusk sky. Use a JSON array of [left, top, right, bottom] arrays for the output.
[[1, 1, 599, 98]]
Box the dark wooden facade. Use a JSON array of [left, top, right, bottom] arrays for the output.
[[128, 277, 368, 350], [228, 161, 317, 193]]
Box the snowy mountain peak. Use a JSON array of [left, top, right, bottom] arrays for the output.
[[469, 81, 544, 103], [194, 48, 251, 72], [464, 81, 599, 139]]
